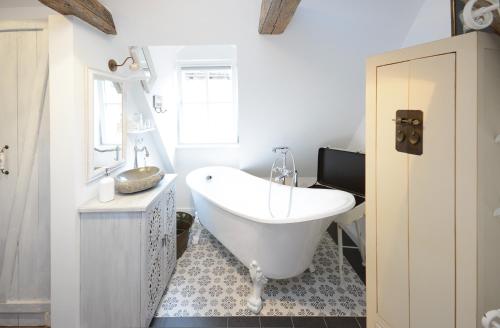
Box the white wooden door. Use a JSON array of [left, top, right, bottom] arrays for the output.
[[0, 25, 50, 323], [478, 45, 500, 326], [408, 54, 456, 328], [375, 54, 456, 328], [375, 61, 411, 328]]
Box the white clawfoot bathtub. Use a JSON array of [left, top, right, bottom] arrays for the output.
[[186, 166, 355, 313]]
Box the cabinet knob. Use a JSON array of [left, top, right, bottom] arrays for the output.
[[409, 132, 420, 145], [396, 130, 406, 143]]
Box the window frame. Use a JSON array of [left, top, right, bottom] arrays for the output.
[[176, 60, 239, 147]]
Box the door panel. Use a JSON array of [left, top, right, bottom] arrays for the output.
[[17, 30, 44, 301], [408, 54, 456, 328], [478, 48, 500, 325], [0, 32, 19, 301], [375, 62, 410, 328], [0, 28, 50, 305]]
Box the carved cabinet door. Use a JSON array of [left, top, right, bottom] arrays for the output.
[[142, 195, 165, 326], [141, 185, 177, 327], [163, 186, 177, 287]]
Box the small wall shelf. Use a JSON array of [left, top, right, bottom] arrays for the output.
[[128, 128, 155, 135]]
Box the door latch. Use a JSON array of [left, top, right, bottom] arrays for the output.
[[0, 145, 9, 175], [394, 110, 423, 155]]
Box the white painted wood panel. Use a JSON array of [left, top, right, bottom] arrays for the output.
[[17, 30, 43, 302], [80, 212, 142, 328], [375, 62, 410, 328], [367, 32, 500, 328], [34, 28, 51, 303], [0, 313, 18, 326], [408, 54, 456, 328], [0, 31, 19, 303], [18, 312, 48, 326], [0, 23, 50, 325], [477, 46, 500, 324]]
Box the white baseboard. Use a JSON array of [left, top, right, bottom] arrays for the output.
[[0, 312, 49, 326]]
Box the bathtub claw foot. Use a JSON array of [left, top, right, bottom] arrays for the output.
[[247, 260, 268, 314], [309, 264, 316, 273]]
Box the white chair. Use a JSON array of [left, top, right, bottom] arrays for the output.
[[333, 202, 365, 281]]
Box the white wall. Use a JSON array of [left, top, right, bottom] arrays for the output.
[[104, 0, 423, 178], [346, 0, 452, 152], [344, 0, 452, 247], [0, 6, 54, 20], [134, 46, 182, 171], [402, 0, 452, 47], [145, 45, 240, 209], [48, 15, 167, 328], [117, 0, 423, 208]]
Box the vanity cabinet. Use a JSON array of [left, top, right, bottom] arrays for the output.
[[366, 32, 500, 328], [79, 176, 176, 328]]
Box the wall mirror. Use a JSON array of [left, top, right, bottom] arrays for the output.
[[86, 68, 126, 182]]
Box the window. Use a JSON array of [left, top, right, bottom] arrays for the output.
[[178, 66, 238, 145]]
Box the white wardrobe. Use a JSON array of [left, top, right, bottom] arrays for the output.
[[366, 32, 500, 328], [0, 21, 50, 326]]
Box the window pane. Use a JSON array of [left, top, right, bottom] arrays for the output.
[[208, 103, 236, 143], [179, 66, 237, 144], [181, 70, 207, 103], [207, 69, 233, 103], [179, 103, 209, 144]]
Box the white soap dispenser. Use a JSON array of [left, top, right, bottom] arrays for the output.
[[99, 168, 115, 203]]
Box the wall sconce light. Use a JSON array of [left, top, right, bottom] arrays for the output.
[[108, 56, 140, 72]]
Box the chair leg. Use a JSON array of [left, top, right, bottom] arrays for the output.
[[354, 220, 366, 266], [337, 224, 344, 282]]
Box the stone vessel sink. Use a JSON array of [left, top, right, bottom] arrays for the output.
[[115, 166, 165, 194]]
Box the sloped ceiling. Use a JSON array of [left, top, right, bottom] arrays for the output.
[[2, 0, 428, 176], [95, 0, 427, 176], [99, 0, 425, 45]]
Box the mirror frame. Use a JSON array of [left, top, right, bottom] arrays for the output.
[[85, 68, 127, 182]]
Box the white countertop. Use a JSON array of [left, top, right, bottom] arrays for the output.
[[79, 174, 176, 214]]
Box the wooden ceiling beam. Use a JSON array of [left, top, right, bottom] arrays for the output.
[[259, 0, 301, 35], [38, 0, 117, 35]]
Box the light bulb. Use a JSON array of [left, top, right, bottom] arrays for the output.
[[129, 62, 140, 71]]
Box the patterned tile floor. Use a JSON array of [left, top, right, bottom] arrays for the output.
[[156, 221, 366, 317]]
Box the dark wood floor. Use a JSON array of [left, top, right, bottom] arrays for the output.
[[151, 316, 366, 328]]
